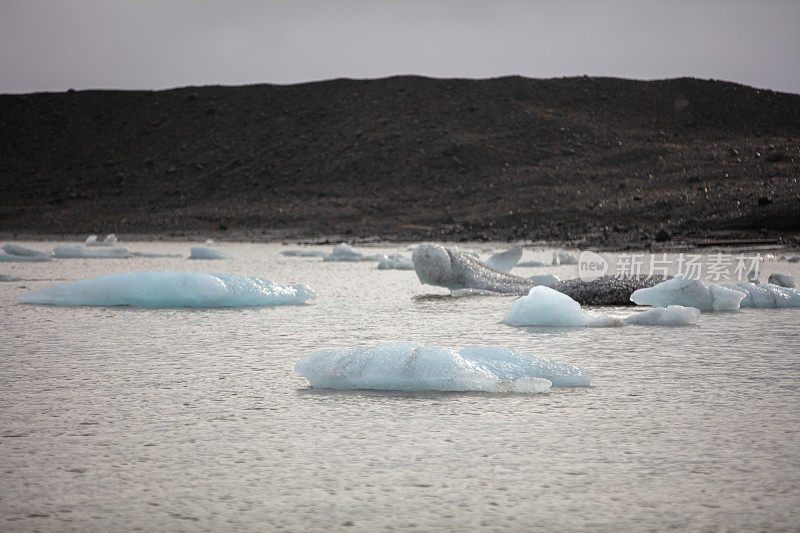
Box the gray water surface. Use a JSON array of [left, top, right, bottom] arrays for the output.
[[1, 242, 799, 531]]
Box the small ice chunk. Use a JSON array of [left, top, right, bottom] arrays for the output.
[[768, 273, 796, 288], [787, 256, 800, 263], [17, 271, 315, 307], [485, 247, 523, 274], [377, 253, 414, 270], [630, 277, 745, 312], [189, 246, 228, 259], [205, 239, 215, 246], [623, 305, 700, 326], [294, 343, 593, 392], [529, 274, 560, 287], [503, 286, 622, 327], [85, 234, 118, 246], [2, 244, 50, 258], [552, 251, 578, 265], [52, 245, 129, 258], [281, 249, 330, 258]]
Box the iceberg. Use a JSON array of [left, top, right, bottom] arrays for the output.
[[294, 343, 594, 393], [552, 251, 578, 265], [768, 273, 796, 288], [413, 244, 664, 304], [85, 234, 118, 246], [377, 253, 414, 270], [630, 277, 746, 311], [503, 286, 622, 327], [719, 282, 800, 308], [2, 244, 51, 258], [53, 244, 129, 258], [623, 305, 700, 326], [189, 246, 229, 260], [281, 249, 330, 258], [0, 251, 51, 262], [322, 243, 382, 262], [484, 247, 523, 274], [529, 274, 560, 287], [17, 271, 315, 307]]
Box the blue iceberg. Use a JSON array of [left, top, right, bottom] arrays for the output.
[[294, 343, 594, 393], [17, 271, 315, 307]]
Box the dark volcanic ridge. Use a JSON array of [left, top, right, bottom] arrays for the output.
[[1, 75, 799, 246]]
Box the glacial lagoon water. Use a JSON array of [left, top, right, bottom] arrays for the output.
[[1, 241, 799, 531]]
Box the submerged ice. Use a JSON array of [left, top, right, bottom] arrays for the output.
[[294, 343, 594, 393], [17, 271, 315, 307]]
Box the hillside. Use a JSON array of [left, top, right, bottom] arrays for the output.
[[1, 75, 798, 245]]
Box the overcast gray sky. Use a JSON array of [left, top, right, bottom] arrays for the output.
[[1, 0, 799, 94]]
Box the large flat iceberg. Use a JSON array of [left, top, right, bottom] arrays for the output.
[[53, 244, 130, 258], [629, 277, 800, 311], [17, 271, 315, 307], [504, 286, 699, 327], [294, 343, 594, 393]]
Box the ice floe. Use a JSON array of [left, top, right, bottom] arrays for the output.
[[377, 253, 414, 270], [322, 243, 383, 262], [17, 271, 315, 307], [281, 249, 330, 258], [53, 244, 130, 258], [0, 250, 51, 262], [623, 305, 701, 326], [484, 247, 523, 274], [294, 342, 594, 393], [189, 246, 229, 260], [2, 244, 51, 258], [632, 277, 760, 311], [503, 286, 622, 327], [85, 234, 118, 246]]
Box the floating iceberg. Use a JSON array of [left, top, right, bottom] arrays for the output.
[[623, 305, 700, 326], [294, 343, 594, 393], [17, 271, 315, 307], [484, 247, 523, 274], [413, 244, 664, 305], [552, 251, 578, 265], [503, 286, 622, 327], [322, 243, 382, 262], [631, 277, 747, 311], [0, 251, 51, 262], [85, 234, 118, 246], [53, 244, 129, 258], [768, 273, 796, 288], [2, 244, 51, 258], [529, 273, 560, 287], [189, 246, 229, 260], [719, 282, 800, 308], [281, 249, 330, 258], [377, 253, 414, 270]]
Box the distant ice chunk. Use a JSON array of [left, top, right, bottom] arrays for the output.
[[552, 251, 578, 265], [485, 247, 523, 274], [53, 244, 129, 258], [189, 246, 229, 259], [623, 305, 700, 326], [2, 244, 50, 258], [377, 253, 414, 270], [787, 256, 800, 263], [529, 274, 560, 287], [630, 277, 745, 312], [503, 286, 622, 327], [17, 271, 315, 307], [294, 343, 594, 392], [205, 239, 215, 246], [768, 273, 796, 288], [281, 249, 330, 258], [85, 234, 118, 246], [322, 243, 383, 262]]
